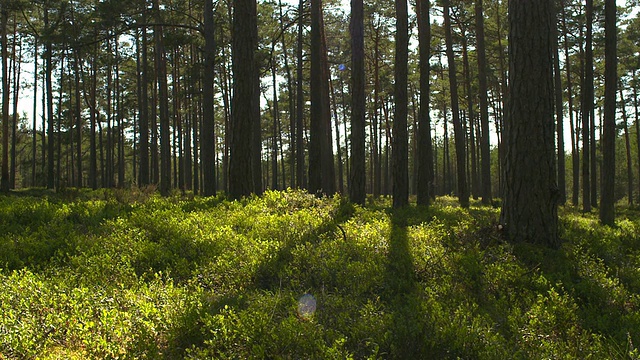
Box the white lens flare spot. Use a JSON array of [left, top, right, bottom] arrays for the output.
[[297, 293, 317, 320]]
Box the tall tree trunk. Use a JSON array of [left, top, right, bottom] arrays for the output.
[[271, 58, 280, 190], [582, 0, 593, 212], [462, 33, 478, 199], [373, 27, 382, 197], [32, 37, 38, 187], [619, 85, 632, 206], [1, 8, 8, 192], [561, 0, 578, 206], [296, 0, 305, 189], [500, 0, 558, 247], [229, 0, 257, 199], [600, 0, 616, 225], [330, 78, 344, 194], [416, 0, 433, 205], [202, 0, 217, 196], [45, 7, 55, 189], [278, 0, 296, 189], [476, 0, 491, 204], [553, 2, 565, 205], [634, 69, 640, 203], [350, 0, 365, 203], [153, 0, 171, 195], [309, 0, 335, 195], [10, 27, 21, 189], [443, 0, 469, 208], [74, 49, 82, 187], [90, 43, 98, 189], [139, 6, 150, 187], [392, 0, 409, 207]]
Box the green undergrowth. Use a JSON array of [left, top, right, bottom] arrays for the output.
[[1, 189, 639, 359]]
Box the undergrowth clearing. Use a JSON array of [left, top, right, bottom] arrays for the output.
[[1, 189, 639, 358]]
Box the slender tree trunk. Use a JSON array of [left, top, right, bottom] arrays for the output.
[[620, 85, 632, 206], [633, 69, 640, 203], [296, 0, 305, 189], [45, 7, 55, 189], [139, 6, 150, 186], [500, 0, 558, 247], [272, 59, 280, 190], [561, 0, 578, 206], [90, 43, 98, 189], [32, 37, 38, 187], [202, 0, 217, 196], [476, 0, 491, 204], [10, 28, 21, 189], [330, 77, 344, 193], [443, 0, 469, 207], [462, 34, 478, 200], [74, 49, 82, 187], [278, 0, 296, 189], [373, 28, 382, 197], [600, 0, 616, 224], [553, 2, 565, 205], [582, 0, 593, 212], [152, 0, 171, 195], [392, 0, 409, 207], [0, 8, 9, 192], [350, 0, 365, 204]]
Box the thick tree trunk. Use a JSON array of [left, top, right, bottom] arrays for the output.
[[600, 0, 616, 225], [392, 0, 409, 208], [229, 0, 257, 199], [416, 0, 433, 205], [500, 0, 558, 247]]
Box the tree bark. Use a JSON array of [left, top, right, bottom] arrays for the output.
[[349, 0, 365, 204], [443, 0, 468, 208], [202, 0, 217, 196], [392, 0, 409, 208], [500, 0, 558, 247], [229, 0, 257, 199], [582, 0, 593, 212], [553, 2, 565, 205], [476, 0, 491, 204], [416, 0, 433, 205], [1, 8, 8, 192], [600, 0, 616, 225]]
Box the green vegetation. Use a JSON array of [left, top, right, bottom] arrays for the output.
[[1, 189, 640, 359]]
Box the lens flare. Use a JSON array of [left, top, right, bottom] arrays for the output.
[[297, 293, 317, 319]]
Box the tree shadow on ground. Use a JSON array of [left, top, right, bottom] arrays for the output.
[[382, 208, 432, 358]]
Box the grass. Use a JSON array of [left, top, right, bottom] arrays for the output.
[[0, 189, 639, 359]]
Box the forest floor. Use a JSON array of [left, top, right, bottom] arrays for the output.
[[1, 188, 640, 359]]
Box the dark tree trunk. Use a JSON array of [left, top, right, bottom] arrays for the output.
[[619, 86, 632, 206], [443, 0, 468, 208], [229, 0, 257, 199], [1, 8, 8, 191], [600, 0, 616, 225], [296, 0, 305, 189], [74, 50, 82, 187], [10, 25, 21, 189], [500, 0, 558, 247], [90, 44, 98, 189], [582, 0, 593, 212], [392, 0, 409, 208], [309, 0, 335, 195], [45, 8, 55, 190], [416, 0, 433, 205], [330, 78, 343, 193], [349, 0, 365, 204], [32, 37, 38, 187], [476, 0, 491, 204], [202, 0, 217, 196], [561, 0, 578, 206], [553, 2, 565, 205], [139, 7, 150, 187], [153, 0, 171, 196], [462, 34, 478, 200]]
